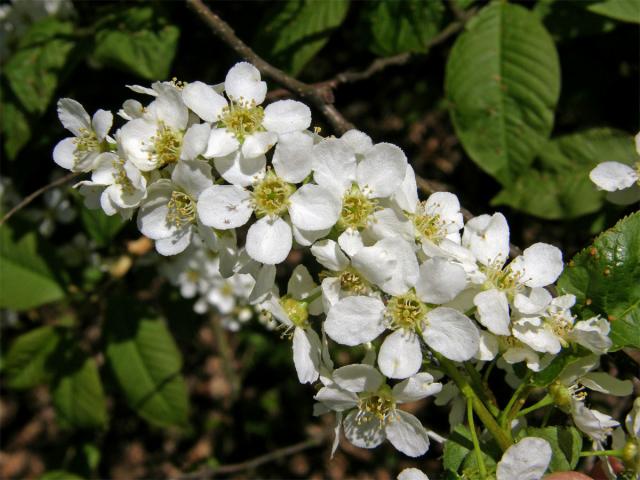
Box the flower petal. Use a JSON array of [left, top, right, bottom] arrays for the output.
[[474, 289, 511, 336], [272, 131, 315, 183], [204, 128, 240, 158], [91, 109, 113, 140], [241, 131, 278, 158], [57, 98, 90, 136], [341, 129, 372, 155], [324, 296, 386, 346], [496, 437, 552, 480], [392, 372, 442, 403], [509, 243, 563, 288], [289, 184, 341, 231], [462, 213, 510, 267], [333, 364, 384, 393], [196, 185, 252, 229], [313, 138, 356, 198], [590, 161, 638, 191], [422, 307, 479, 362], [314, 385, 358, 411], [225, 62, 267, 104], [214, 151, 265, 187], [385, 410, 430, 457], [415, 257, 467, 304], [293, 327, 321, 384], [180, 123, 211, 161], [245, 216, 292, 264], [343, 409, 386, 449], [311, 239, 349, 271], [378, 331, 422, 380], [172, 159, 213, 198], [182, 81, 227, 122], [356, 143, 408, 198], [263, 99, 311, 134], [52, 137, 77, 170]]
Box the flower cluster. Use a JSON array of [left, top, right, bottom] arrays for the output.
[[52, 62, 636, 477]]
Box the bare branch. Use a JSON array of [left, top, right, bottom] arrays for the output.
[[175, 433, 325, 479], [0, 172, 80, 226]]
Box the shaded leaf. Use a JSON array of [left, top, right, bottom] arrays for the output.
[[492, 129, 635, 219], [531, 349, 592, 387], [79, 204, 125, 248], [105, 299, 189, 428], [588, 0, 640, 24], [52, 347, 108, 429], [4, 18, 76, 115], [255, 0, 350, 75], [3, 326, 63, 389], [362, 0, 445, 56], [558, 212, 640, 350], [1, 100, 31, 160], [446, 2, 560, 184], [91, 6, 180, 80], [0, 225, 65, 310]]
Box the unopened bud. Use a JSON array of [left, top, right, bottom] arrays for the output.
[[622, 439, 639, 474], [549, 382, 572, 413]]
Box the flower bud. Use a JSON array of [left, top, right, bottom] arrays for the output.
[[549, 382, 572, 413]]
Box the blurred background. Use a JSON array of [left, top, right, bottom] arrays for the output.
[[0, 0, 638, 478]]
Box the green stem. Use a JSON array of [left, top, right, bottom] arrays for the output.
[[579, 449, 624, 457], [464, 363, 500, 417], [516, 394, 554, 418], [498, 373, 532, 428], [437, 354, 513, 451], [467, 398, 488, 479]]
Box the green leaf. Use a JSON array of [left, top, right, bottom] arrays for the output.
[[445, 2, 560, 185], [443, 425, 474, 472], [1, 100, 31, 160], [4, 18, 76, 115], [255, 0, 350, 75], [558, 212, 640, 350], [0, 225, 66, 310], [3, 326, 63, 389], [105, 300, 189, 428], [531, 349, 591, 387], [52, 348, 108, 429], [79, 204, 125, 248], [534, 0, 616, 40], [588, 0, 640, 24], [492, 129, 636, 219], [362, 0, 445, 56], [525, 426, 583, 471], [91, 6, 180, 80]]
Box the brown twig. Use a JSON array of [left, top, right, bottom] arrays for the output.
[[175, 433, 325, 479], [0, 172, 80, 226]]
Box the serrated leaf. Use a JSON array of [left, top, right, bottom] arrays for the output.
[[255, 0, 350, 75], [105, 300, 189, 428], [588, 0, 640, 24], [91, 6, 179, 80], [79, 204, 125, 248], [492, 129, 635, 219], [0, 225, 66, 310], [52, 348, 108, 429], [558, 212, 640, 350], [4, 326, 63, 389], [1, 100, 31, 160], [525, 426, 583, 471], [4, 18, 76, 115], [363, 0, 445, 56], [445, 2, 560, 185]]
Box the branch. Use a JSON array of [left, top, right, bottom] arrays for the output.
[[0, 172, 80, 226], [185, 0, 353, 134], [175, 434, 325, 479]]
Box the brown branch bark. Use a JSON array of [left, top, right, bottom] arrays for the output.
[[175, 433, 325, 479], [0, 172, 80, 226]]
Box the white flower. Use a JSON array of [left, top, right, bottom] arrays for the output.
[[324, 248, 478, 378], [137, 160, 216, 255], [182, 63, 311, 178], [197, 169, 340, 265], [397, 468, 429, 480], [496, 437, 552, 480], [119, 83, 210, 172], [263, 265, 323, 384], [53, 98, 113, 172], [589, 133, 640, 205], [314, 365, 440, 457], [311, 135, 408, 247], [462, 213, 563, 336], [512, 290, 612, 355]]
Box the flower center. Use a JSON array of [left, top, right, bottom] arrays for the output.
[[166, 191, 196, 228], [74, 127, 99, 157], [545, 312, 574, 345], [481, 262, 523, 298], [386, 291, 428, 332], [280, 296, 309, 328], [252, 171, 294, 217], [151, 122, 182, 167], [356, 387, 396, 427], [412, 210, 446, 244], [112, 157, 135, 194], [219, 100, 265, 142], [339, 268, 370, 296], [338, 184, 378, 230]]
